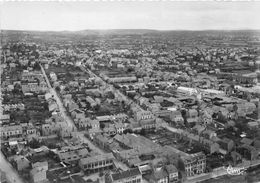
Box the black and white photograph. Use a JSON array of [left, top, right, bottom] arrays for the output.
[[1, 1, 260, 183]]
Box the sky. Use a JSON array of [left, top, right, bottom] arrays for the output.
[[1, 1, 260, 31]]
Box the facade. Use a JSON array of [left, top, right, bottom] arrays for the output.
[[182, 152, 206, 177], [0, 125, 23, 139], [14, 156, 30, 171], [165, 164, 178, 183], [79, 153, 115, 173], [106, 168, 142, 183], [2, 103, 25, 111], [149, 167, 169, 183], [134, 110, 156, 130]]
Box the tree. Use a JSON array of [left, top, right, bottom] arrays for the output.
[[28, 138, 41, 149], [123, 129, 133, 134], [100, 123, 105, 129], [33, 62, 41, 71], [55, 86, 61, 93]]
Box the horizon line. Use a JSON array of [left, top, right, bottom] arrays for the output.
[[2, 28, 260, 33]]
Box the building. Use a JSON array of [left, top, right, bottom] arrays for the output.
[[149, 167, 169, 183], [165, 164, 178, 183], [0, 125, 23, 139], [57, 146, 89, 164], [30, 161, 48, 183], [13, 155, 30, 171], [182, 152, 206, 177], [105, 168, 142, 183], [134, 110, 156, 130], [2, 103, 25, 111], [218, 138, 235, 154], [79, 153, 115, 173], [177, 87, 198, 96]]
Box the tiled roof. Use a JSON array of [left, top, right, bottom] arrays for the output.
[[111, 168, 141, 181]]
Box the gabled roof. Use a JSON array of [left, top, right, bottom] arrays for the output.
[[111, 168, 141, 181], [241, 138, 254, 146], [150, 168, 168, 181], [165, 164, 178, 174]]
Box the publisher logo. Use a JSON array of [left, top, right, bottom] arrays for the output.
[[225, 165, 247, 175]]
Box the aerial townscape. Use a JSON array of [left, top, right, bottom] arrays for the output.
[[1, 29, 260, 183], [1, 2, 260, 183]]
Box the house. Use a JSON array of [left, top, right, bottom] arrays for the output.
[[114, 122, 125, 134], [149, 167, 169, 183], [202, 129, 217, 140], [134, 110, 154, 122], [86, 96, 98, 107], [2, 103, 25, 111], [13, 155, 30, 171], [192, 125, 206, 135], [41, 123, 58, 136], [134, 110, 157, 130], [103, 125, 117, 136], [170, 111, 184, 124], [87, 128, 102, 139], [26, 125, 37, 136], [57, 146, 89, 164], [237, 144, 260, 160], [71, 109, 85, 121], [200, 139, 220, 154], [50, 72, 57, 81], [93, 134, 110, 151], [187, 109, 198, 119], [165, 164, 178, 183], [0, 114, 10, 123], [30, 162, 48, 183], [90, 119, 100, 129], [32, 161, 48, 172], [0, 125, 23, 139], [105, 168, 142, 183], [48, 99, 58, 112], [218, 138, 234, 154], [79, 153, 115, 173], [182, 152, 206, 177]]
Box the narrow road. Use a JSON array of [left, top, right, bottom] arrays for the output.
[[0, 152, 24, 183], [41, 64, 129, 171], [40, 64, 76, 131], [0, 51, 24, 183]]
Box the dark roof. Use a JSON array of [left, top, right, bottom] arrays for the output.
[[241, 138, 254, 146], [111, 168, 141, 181], [165, 164, 178, 174]]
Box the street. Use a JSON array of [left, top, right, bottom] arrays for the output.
[[40, 64, 76, 131], [41, 64, 129, 171]]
